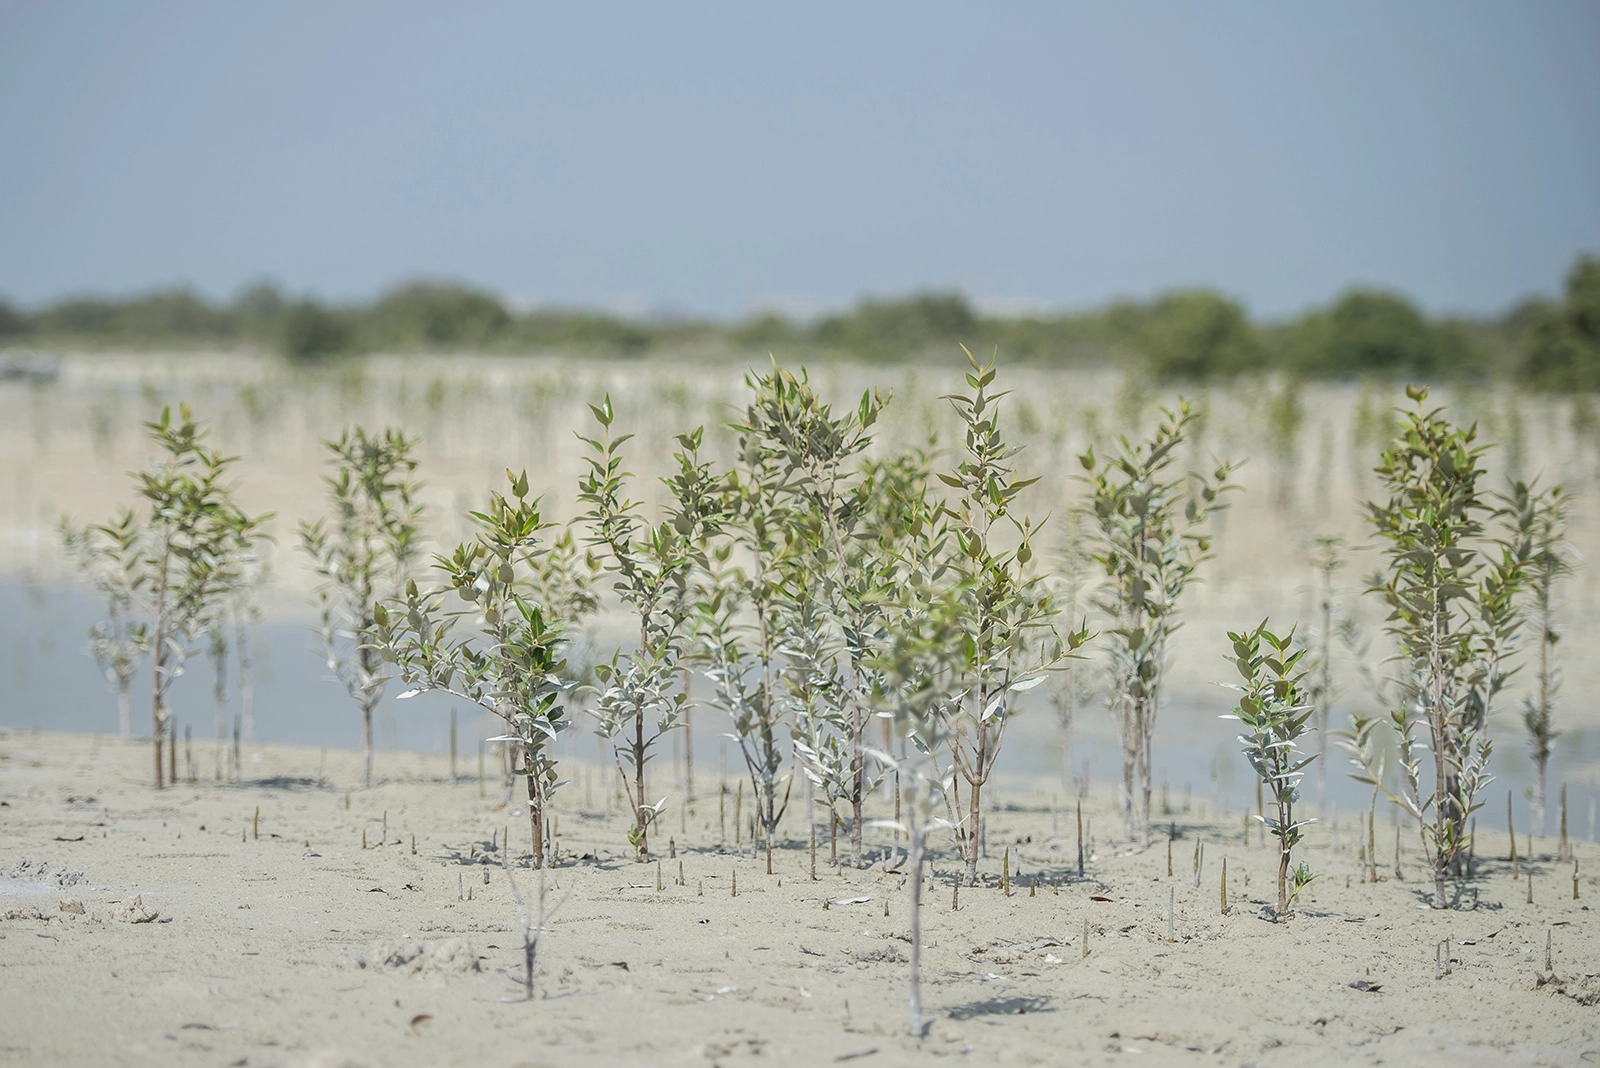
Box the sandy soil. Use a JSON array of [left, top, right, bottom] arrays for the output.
[[1, 729, 1596, 1068]]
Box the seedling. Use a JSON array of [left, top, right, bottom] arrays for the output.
[[60, 516, 142, 739], [1221, 620, 1318, 921], [867, 547, 967, 1039], [65, 404, 270, 788], [579, 399, 719, 862], [1305, 536, 1346, 811], [721, 364, 893, 866], [1081, 397, 1236, 845], [694, 370, 797, 855], [299, 426, 424, 788], [375, 469, 571, 868], [943, 348, 1088, 884], [1513, 482, 1568, 836], [502, 845, 572, 1000], [1346, 386, 1535, 908]]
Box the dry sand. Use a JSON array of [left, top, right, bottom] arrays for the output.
[[1, 729, 1596, 1067]]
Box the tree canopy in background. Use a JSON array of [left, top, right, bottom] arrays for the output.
[[1521, 256, 1600, 391], [1, 254, 1596, 390]]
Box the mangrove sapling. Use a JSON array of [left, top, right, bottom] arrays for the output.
[[1332, 611, 1411, 883], [60, 514, 143, 739], [1221, 620, 1319, 921], [580, 400, 721, 862], [790, 452, 934, 867], [71, 404, 270, 788], [375, 469, 571, 868], [299, 426, 425, 788], [857, 447, 938, 843], [207, 624, 230, 780], [225, 551, 267, 761], [1081, 397, 1237, 846], [746, 364, 892, 866], [693, 377, 797, 850], [793, 447, 933, 867], [1046, 510, 1101, 797], [1332, 713, 1388, 884], [941, 348, 1089, 885], [1516, 482, 1570, 836], [1349, 385, 1534, 908], [866, 499, 965, 1039], [1306, 535, 1347, 812], [785, 584, 853, 865]]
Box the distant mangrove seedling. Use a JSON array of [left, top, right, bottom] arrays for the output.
[[65, 404, 269, 788], [1515, 481, 1569, 835], [1081, 398, 1236, 846], [61, 514, 143, 740], [299, 426, 425, 788]]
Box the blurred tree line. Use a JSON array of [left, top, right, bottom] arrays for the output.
[[0, 255, 1595, 389]]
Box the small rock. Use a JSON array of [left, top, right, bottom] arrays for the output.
[[58, 899, 85, 915], [110, 896, 159, 923]]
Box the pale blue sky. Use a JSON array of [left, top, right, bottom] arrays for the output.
[[1, 2, 1596, 319]]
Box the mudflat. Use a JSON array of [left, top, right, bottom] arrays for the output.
[[1, 730, 1594, 1067]]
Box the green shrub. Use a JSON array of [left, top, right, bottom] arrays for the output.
[[1138, 290, 1263, 378], [814, 292, 977, 359], [364, 280, 511, 349], [279, 300, 352, 360], [1283, 289, 1439, 375], [0, 298, 22, 338], [1520, 256, 1600, 390]]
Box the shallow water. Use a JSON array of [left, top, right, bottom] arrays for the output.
[[6, 580, 1597, 842]]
